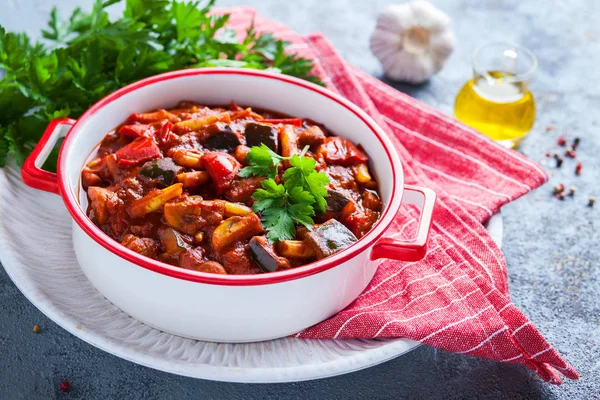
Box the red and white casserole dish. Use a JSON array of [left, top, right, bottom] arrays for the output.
[[21, 68, 435, 342]]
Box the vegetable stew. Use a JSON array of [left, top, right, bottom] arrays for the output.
[[81, 102, 382, 275]]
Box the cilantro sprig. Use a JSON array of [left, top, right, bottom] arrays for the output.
[[0, 0, 323, 169], [252, 179, 316, 242], [283, 153, 329, 215], [238, 144, 283, 179], [240, 144, 329, 242]]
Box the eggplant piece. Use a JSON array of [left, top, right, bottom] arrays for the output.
[[249, 236, 291, 272], [304, 219, 358, 259], [244, 122, 278, 151], [325, 190, 352, 213], [201, 122, 241, 152], [139, 158, 183, 187]]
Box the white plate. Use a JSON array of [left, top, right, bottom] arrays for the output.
[[0, 165, 502, 383]]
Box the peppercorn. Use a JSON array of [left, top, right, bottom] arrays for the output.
[[573, 137, 580, 149], [565, 147, 576, 158], [569, 186, 576, 196], [60, 381, 71, 392], [32, 324, 40, 334], [557, 136, 567, 146], [553, 184, 565, 194], [589, 196, 596, 207], [556, 156, 564, 168], [555, 192, 566, 200], [576, 162, 582, 175]]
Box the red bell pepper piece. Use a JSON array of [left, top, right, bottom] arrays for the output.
[[158, 121, 173, 146], [203, 152, 241, 195], [117, 124, 154, 138], [318, 137, 368, 166], [261, 118, 303, 127], [116, 137, 162, 166]]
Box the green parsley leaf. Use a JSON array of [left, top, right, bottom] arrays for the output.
[[3, 125, 26, 166], [0, 0, 323, 168], [261, 207, 296, 243], [304, 169, 329, 215], [124, 0, 172, 28], [287, 186, 315, 229], [42, 8, 68, 42], [115, 44, 172, 85], [244, 144, 328, 242], [239, 144, 283, 179], [284, 153, 329, 214], [252, 179, 294, 242], [287, 185, 315, 205], [251, 179, 316, 242], [252, 178, 286, 211], [0, 126, 13, 167]]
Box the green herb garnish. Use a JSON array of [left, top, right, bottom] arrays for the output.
[[241, 144, 329, 242], [0, 0, 323, 169], [283, 153, 329, 215], [238, 143, 283, 179]]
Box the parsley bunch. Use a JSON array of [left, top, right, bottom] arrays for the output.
[[240, 144, 329, 242], [0, 0, 322, 169]]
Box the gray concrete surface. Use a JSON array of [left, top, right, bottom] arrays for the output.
[[1, 0, 598, 399]]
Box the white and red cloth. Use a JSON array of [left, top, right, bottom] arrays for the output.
[[221, 7, 578, 384]]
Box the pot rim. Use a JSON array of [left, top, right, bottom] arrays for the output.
[[57, 68, 403, 286]]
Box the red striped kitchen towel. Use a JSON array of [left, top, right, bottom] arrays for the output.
[[221, 7, 578, 384]]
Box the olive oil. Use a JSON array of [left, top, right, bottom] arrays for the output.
[[454, 71, 535, 147]]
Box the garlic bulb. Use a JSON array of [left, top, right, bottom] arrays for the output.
[[370, 1, 455, 84]]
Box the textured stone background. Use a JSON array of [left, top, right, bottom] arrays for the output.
[[1, 0, 598, 399]]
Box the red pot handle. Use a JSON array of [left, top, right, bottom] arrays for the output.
[[21, 118, 76, 195], [371, 184, 436, 262]]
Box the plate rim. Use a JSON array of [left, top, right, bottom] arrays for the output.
[[0, 168, 502, 383], [0, 233, 420, 383]]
